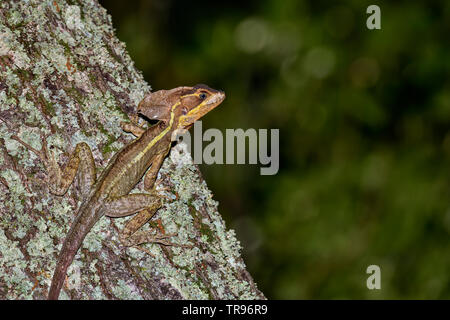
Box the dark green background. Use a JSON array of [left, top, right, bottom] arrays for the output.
[[99, 0, 450, 299]]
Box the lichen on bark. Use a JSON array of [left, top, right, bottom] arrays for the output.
[[0, 0, 264, 300]]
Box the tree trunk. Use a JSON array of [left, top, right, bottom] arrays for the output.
[[0, 0, 264, 300]]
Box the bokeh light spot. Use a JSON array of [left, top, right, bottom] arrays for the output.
[[303, 47, 335, 79], [235, 17, 272, 54]]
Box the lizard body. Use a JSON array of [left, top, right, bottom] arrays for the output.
[[18, 85, 225, 299]]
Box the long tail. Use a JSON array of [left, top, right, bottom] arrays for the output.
[[48, 207, 98, 300], [48, 231, 82, 299]]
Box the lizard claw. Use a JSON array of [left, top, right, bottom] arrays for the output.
[[11, 132, 51, 165]]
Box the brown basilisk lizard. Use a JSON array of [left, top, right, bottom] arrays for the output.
[[15, 84, 225, 299]]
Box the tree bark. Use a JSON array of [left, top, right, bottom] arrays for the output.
[[0, 0, 264, 300]]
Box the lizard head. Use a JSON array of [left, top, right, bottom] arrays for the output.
[[177, 84, 225, 129], [137, 84, 225, 130]]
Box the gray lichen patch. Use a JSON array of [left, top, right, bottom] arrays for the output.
[[0, 0, 149, 299], [0, 229, 32, 298], [0, 0, 263, 300], [111, 279, 144, 300]]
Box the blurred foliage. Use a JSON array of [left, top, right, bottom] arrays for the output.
[[100, 0, 450, 299]]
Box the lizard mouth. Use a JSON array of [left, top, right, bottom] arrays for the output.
[[179, 91, 226, 128], [196, 91, 226, 117]]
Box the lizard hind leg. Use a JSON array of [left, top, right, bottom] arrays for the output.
[[104, 193, 188, 250], [118, 208, 175, 247], [120, 207, 191, 250], [47, 142, 97, 199], [11, 135, 96, 199]]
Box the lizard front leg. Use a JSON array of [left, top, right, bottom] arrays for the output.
[[120, 121, 146, 138], [144, 153, 167, 191], [120, 122, 169, 191]]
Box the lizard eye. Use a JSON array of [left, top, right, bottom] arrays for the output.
[[181, 107, 188, 115], [199, 92, 207, 100]]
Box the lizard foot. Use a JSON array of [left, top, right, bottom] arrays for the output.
[[121, 229, 192, 250]]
